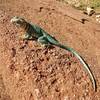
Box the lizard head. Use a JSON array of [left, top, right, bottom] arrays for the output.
[[10, 16, 27, 28]]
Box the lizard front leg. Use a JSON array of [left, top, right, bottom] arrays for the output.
[[20, 32, 33, 40]]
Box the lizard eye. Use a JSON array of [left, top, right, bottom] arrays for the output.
[[16, 20, 22, 24]]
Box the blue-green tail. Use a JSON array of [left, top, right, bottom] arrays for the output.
[[53, 42, 96, 91]]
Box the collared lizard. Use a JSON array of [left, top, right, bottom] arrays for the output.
[[10, 16, 96, 91]]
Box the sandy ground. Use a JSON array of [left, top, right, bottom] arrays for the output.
[[0, 0, 100, 100]]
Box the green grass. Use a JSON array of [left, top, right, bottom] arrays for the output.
[[59, 0, 100, 10], [90, 0, 100, 9]]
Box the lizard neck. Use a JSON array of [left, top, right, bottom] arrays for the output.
[[24, 22, 30, 32]]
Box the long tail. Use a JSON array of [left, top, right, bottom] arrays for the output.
[[53, 43, 96, 91]]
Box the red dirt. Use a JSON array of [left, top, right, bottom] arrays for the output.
[[0, 0, 100, 100]]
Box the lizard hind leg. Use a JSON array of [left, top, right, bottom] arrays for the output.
[[38, 36, 51, 49]]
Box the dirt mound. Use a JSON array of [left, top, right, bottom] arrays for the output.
[[0, 0, 100, 100]]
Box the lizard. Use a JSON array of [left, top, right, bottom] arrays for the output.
[[10, 16, 96, 91]]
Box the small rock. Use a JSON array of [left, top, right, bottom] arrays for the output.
[[84, 7, 95, 16], [96, 14, 100, 23]]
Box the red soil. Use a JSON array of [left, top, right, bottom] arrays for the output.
[[0, 0, 100, 100]]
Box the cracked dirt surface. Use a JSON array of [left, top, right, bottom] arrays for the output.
[[0, 0, 100, 100]]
